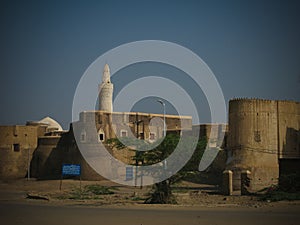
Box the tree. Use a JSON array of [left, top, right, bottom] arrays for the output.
[[108, 133, 207, 204], [143, 134, 206, 203]]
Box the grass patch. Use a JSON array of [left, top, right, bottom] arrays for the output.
[[85, 185, 115, 195], [64, 185, 117, 200], [131, 196, 146, 201]]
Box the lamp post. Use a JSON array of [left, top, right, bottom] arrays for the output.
[[157, 99, 166, 137], [157, 99, 167, 177]]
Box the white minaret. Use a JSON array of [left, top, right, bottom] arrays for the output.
[[99, 64, 113, 112]]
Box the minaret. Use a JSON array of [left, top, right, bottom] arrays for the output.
[[99, 64, 113, 112]]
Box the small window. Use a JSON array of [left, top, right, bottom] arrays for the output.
[[13, 144, 20, 152], [120, 130, 128, 137], [139, 132, 144, 139], [99, 133, 104, 142], [98, 128, 105, 142], [149, 132, 156, 141]]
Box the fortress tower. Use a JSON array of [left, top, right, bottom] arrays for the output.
[[226, 98, 300, 191], [98, 64, 113, 112]]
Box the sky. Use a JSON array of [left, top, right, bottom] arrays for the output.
[[0, 0, 299, 129]]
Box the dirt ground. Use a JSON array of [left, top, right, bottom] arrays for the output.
[[0, 178, 299, 210]]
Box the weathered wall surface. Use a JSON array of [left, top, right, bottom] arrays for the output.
[[77, 111, 192, 141], [227, 99, 279, 191], [0, 126, 40, 179], [29, 111, 192, 181], [278, 101, 300, 159], [31, 131, 105, 180], [226, 99, 300, 191], [31, 136, 61, 179]]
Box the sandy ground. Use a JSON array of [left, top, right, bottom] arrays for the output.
[[1, 179, 300, 225], [0, 178, 299, 209]]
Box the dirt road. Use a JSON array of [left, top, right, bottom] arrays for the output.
[[0, 179, 300, 225], [1, 202, 300, 225]]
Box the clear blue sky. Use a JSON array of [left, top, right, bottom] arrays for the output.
[[1, 0, 299, 129]]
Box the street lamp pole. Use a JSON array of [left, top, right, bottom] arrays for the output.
[[157, 99, 166, 137]]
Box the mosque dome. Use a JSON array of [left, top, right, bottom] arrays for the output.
[[38, 117, 63, 131]]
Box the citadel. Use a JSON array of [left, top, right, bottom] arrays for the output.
[[0, 64, 299, 193]]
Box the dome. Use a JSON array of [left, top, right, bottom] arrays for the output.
[[38, 117, 63, 131]]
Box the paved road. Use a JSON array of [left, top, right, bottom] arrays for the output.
[[0, 202, 299, 225]]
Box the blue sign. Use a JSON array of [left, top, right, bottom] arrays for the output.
[[62, 164, 81, 176]]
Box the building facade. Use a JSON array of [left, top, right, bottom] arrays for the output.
[[0, 118, 61, 179], [0, 63, 299, 193]]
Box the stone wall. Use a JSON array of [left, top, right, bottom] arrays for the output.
[[76, 111, 192, 142], [31, 130, 105, 180], [226, 98, 299, 191], [28, 111, 192, 181], [0, 125, 43, 179]]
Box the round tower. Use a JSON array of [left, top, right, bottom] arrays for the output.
[[99, 64, 113, 112], [226, 98, 279, 191]]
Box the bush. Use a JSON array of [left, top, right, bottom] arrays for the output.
[[144, 180, 177, 204]]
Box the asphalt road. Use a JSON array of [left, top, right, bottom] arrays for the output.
[[0, 202, 299, 225]]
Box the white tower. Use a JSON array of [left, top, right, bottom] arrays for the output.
[[99, 64, 113, 112]]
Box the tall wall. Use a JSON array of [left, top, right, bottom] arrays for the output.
[[227, 99, 279, 191], [29, 111, 192, 181], [0, 125, 41, 179], [31, 136, 62, 179], [31, 131, 105, 180], [227, 98, 300, 191]]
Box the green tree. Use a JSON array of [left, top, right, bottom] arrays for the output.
[[108, 133, 207, 204]]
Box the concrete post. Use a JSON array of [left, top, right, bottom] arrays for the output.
[[222, 170, 233, 195], [241, 170, 251, 195]]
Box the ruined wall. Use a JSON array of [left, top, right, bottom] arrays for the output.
[[227, 99, 279, 191], [0, 125, 40, 179]]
